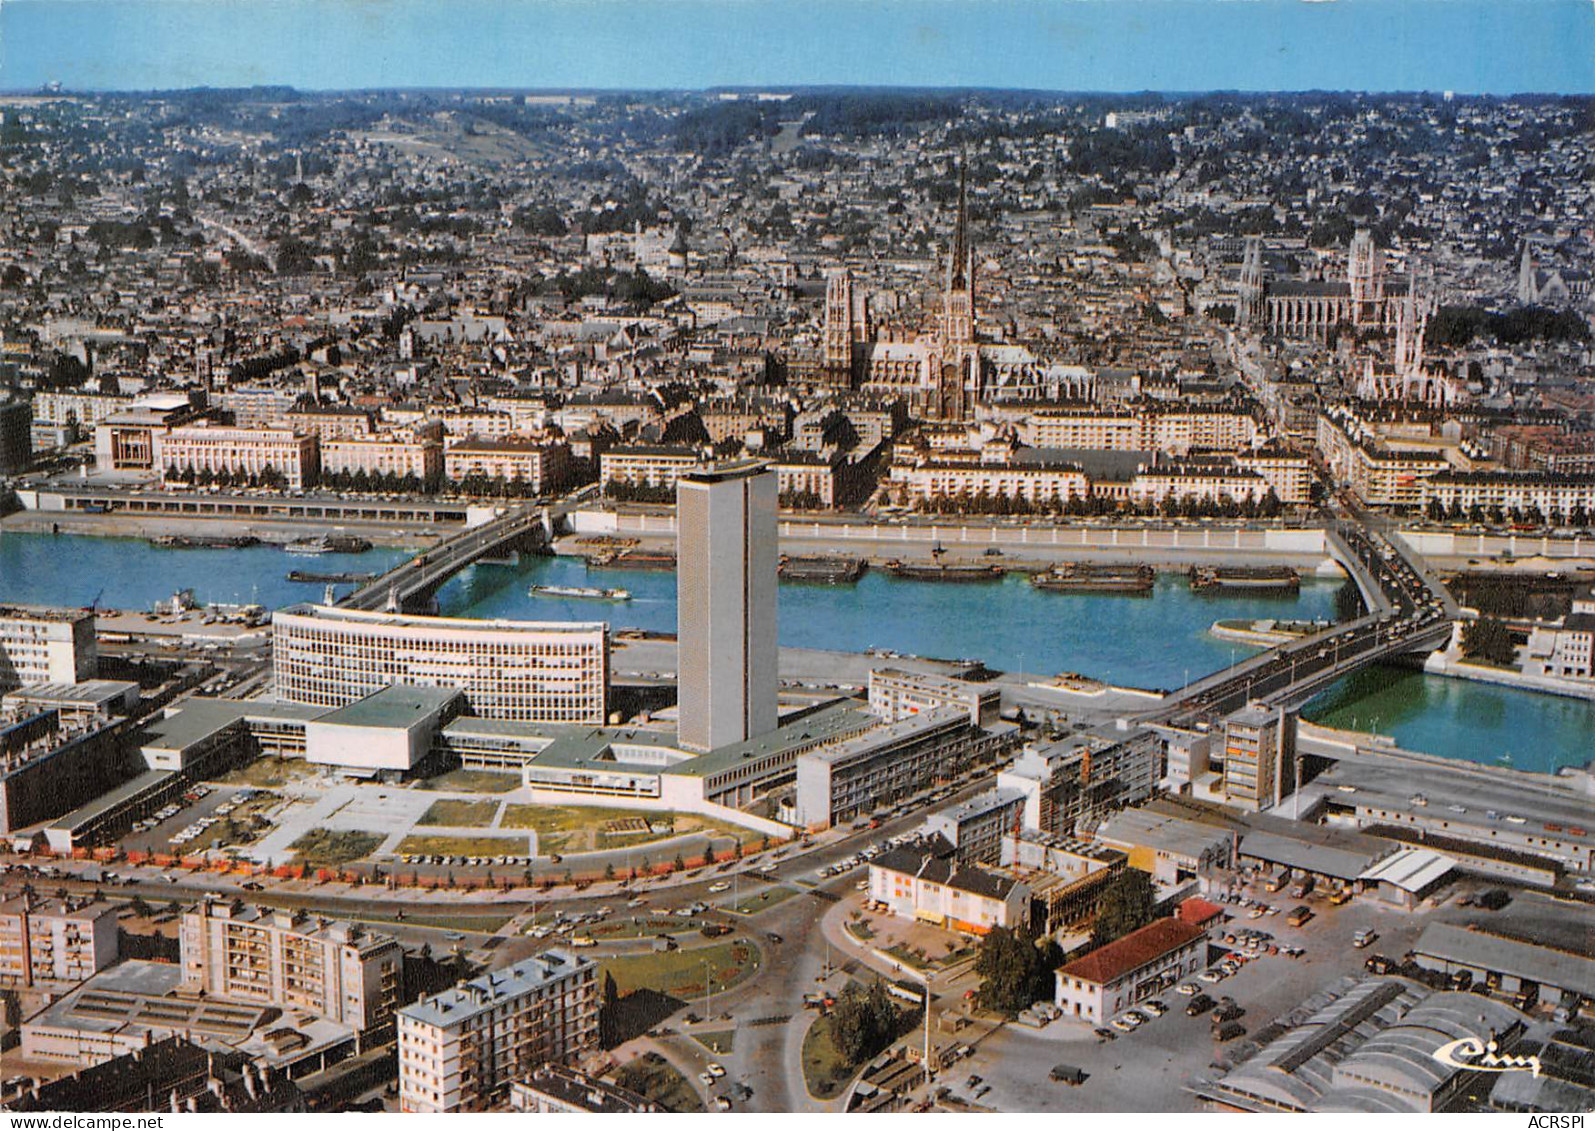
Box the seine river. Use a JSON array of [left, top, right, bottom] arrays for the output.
[[3, 531, 1591, 771]]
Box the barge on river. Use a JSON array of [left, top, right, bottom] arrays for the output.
[[1189, 564, 1301, 592], [1031, 562, 1155, 594]]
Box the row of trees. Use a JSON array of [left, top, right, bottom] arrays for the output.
[[604, 481, 676, 505], [1425, 498, 1590, 529], [910, 488, 1285, 520], [164, 463, 589, 500], [164, 464, 288, 490], [1427, 304, 1592, 349]]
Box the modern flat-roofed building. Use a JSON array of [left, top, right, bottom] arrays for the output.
[[1, 714, 130, 837], [997, 727, 1163, 836], [793, 705, 1015, 829], [868, 667, 1000, 727], [180, 898, 402, 1035], [155, 423, 320, 489], [0, 605, 97, 691], [0, 894, 120, 988], [1054, 918, 1208, 1023], [923, 787, 1026, 866], [272, 604, 609, 724], [1222, 703, 1297, 812], [302, 684, 464, 772], [676, 462, 778, 752], [398, 951, 598, 1113]]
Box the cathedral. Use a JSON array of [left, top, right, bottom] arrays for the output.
[[1238, 229, 1415, 340], [822, 162, 1048, 420]]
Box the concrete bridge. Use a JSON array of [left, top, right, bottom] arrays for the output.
[[337, 504, 554, 613], [1144, 516, 1458, 727]]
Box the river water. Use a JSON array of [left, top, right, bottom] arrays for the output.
[[3, 531, 1590, 770]]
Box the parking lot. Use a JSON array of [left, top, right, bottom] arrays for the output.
[[120, 783, 265, 855], [965, 882, 1447, 1111]]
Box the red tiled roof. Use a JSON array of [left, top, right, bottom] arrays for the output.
[[1178, 897, 1224, 925], [1057, 918, 1205, 987]]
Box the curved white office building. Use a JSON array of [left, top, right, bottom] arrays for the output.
[[272, 604, 609, 724]]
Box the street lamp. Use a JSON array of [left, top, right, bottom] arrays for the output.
[[901, 967, 935, 1089], [703, 959, 714, 1018]]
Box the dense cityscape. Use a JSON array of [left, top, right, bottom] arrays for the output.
[[0, 72, 1592, 1117]]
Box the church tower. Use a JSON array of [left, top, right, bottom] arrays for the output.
[[1237, 236, 1264, 327], [1517, 242, 1539, 305], [935, 158, 978, 421], [1347, 229, 1384, 326], [822, 267, 859, 388]]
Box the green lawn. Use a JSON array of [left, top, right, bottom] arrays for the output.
[[589, 916, 706, 939], [416, 799, 500, 827], [691, 1030, 735, 1054], [501, 803, 762, 855], [396, 833, 530, 857], [612, 1053, 702, 1113], [417, 768, 521, 794], [601, 939, 761, 999], [801, 1014, 863, 1100], [290, 829, 384, 867], [501, 804, 674, 853], [730, 885, 801, 915], [207, 756, 316, 788]]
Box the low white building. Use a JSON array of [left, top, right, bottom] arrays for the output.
[[868, 844, 1030, 936], [1523, 587, 1595, 681], [1054, 918, 1208, 1023]]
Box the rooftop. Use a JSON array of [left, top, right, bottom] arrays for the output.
[[400, 950, 594, 1029], [1411, 921, 1595, 997], [1057, 918, 1206, 987], [311, 684, 463, 731]]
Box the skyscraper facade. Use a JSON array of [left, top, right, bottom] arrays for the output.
[[676, 461, 778, 752]]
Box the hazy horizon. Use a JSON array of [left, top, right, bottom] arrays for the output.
[[3, 0, 1592, 97]]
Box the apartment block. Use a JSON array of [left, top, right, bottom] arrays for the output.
[[442, 436, 569, 491], [868, 667, 1000, 728], [0, 894, 120, 988], [179, 899, 402, 1034], [320, 434, 442, 482], [0, 605, 97, 691], [1221, 704, 1298, 812], [398, 951, 599, 1113], [155, 423, 320, 489]]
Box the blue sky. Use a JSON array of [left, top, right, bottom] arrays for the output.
[[2, 0, 1591, 94]]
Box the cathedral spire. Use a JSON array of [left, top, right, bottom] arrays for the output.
[[950, 151, 970, 290]]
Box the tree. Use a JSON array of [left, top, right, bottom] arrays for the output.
[[598, 970, 622, 1046], [674, 851, 686, 873], [1461, 617, 1516, 666], [1333, 579, 1364, 623], [1090, 869, 1157, 948], [973, 925, 1053, 1014], [828, 981, 902, 1064]]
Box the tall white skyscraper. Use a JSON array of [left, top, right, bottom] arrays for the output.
[[676, 461, 778, 752]]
